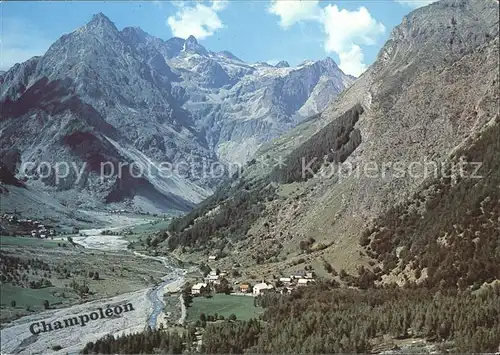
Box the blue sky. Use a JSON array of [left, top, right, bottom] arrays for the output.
[[0, 1, 436, 75]]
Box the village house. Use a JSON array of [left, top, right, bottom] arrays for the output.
[[208, 255, 217, 261], [297, 278, 314, 287], [191, 283, 207, 295], [206, 273, 220, 284], [279, 277, 292, 285], [292, 270, 307, 279], [253, 282, 274, 296], [239, 283, 250, 293]]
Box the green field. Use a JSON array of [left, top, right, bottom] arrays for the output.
[[0, 284, 71, 309], [187, 294, 262, 323], [0, 236, 62, 249], [126, 219, 172, 235]]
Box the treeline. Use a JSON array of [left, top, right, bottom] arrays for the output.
[[201, 319, 262, 353], [82, 283, 500, 353], [165, 179, 276, 251], [248, 284, 500, 353], [161, 105, 365, 252], [81, 327, 194, 354], [270, 104, 363, 183], [360, 122, 500, 288], [178, 283, 500, 354]]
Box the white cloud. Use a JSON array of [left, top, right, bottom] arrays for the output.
[[268, 1, 386, 77], [211, 0, 229, 12], [337, 45, 366, 77], [394, 0, 437, 8], [322, 5, 385, 76], [0, 18, 53, 72], [167, 1, 228, 40], [268, 0, 322, 28]]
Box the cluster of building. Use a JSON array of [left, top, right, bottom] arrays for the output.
[[30, 224, 56, 238], [190, 268, 316, 297], [2, 213, 18, 223], [246, 271, 316, 296], [190, 269, 228, 295], [279, 270, 315, 287], [205, 269, 227, 284], [1, 213, 56, 238], [109, 209, 127, 214]]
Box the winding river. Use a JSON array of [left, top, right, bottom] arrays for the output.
[[132, 251, 185, 329], [0, 224, 186, 355]]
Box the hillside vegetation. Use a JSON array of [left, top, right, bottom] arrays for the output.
[[361, 121, 500, 288], [84, 283, 500, 354], [269, 104, 363, 183], [165, 178, 277, 252]]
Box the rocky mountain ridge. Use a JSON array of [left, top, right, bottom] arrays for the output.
[[0, 13, 353, 215]]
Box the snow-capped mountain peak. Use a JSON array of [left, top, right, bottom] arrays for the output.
[[275, 61, 290, 68], [182, 35, 208, 56]]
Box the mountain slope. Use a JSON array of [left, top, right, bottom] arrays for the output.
[[361, 119, 500, 289], [160, 0, 499, 284]]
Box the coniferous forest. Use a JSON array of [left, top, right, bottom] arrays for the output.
[[82, 283, 500, 354], [360, 122, 500, 288]]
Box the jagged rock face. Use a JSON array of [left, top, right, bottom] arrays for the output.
[[275, 61, 290, 68], [164, 43, 354, 164], [183, 35, 209, 56], [0, 12, 352, 213]]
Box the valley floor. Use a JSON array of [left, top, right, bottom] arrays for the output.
[[0, 215, 186, 355]]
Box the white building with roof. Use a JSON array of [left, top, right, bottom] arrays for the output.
[[253, 282, 274, 296], [191, 283, 207, 295], [297, 278, 314, 287], [279, 277, 292, 284]]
